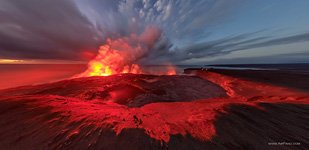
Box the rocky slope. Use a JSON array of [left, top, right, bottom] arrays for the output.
[[0, 72, 308, 149]]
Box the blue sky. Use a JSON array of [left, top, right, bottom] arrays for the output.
[[0, 0, 309, 64]]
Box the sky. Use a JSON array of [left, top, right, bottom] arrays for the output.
[[0, 0, 309, 65]]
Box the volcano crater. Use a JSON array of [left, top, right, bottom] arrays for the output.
[[1, 74, 227, 107]]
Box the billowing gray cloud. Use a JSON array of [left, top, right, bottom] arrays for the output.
[[0, 0, 102, 60], [0, 0, 308, 65], [0, 0, 243, 62], [146, 31, 309, 64]]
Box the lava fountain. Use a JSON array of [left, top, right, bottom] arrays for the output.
[[77, 26, 176, 77], [80, 39, 143, 76]]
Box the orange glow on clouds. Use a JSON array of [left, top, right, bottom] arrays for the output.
[[0, 59, 24, 64], [77, 36, 176, 77], [0, 59, 85, 64], [79, 40, 144, 77]]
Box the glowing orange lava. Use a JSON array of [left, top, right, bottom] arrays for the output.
[[166, 65, 176, 75], [77, 37, 176, 77], [77, 38, 143, 77]]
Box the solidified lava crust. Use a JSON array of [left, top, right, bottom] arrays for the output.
[[0, 72, 308, 150], [0, 74, 227, 107]]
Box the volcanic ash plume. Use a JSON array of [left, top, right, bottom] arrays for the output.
[[77, 26, 176, 77]]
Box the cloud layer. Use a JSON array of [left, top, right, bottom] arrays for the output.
[[0, 0, 101, 60], [1, 0, 309, 64]]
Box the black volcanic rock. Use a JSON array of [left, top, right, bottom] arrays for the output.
[[0, 74, 227, 107], [0, 72, 308, 150]]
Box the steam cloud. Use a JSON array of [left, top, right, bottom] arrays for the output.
[[76, 26, 177, 77]]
